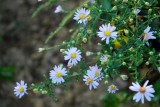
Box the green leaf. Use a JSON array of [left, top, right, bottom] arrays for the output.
[[0, 67, 15, 81], [101, 0, 111, 10], [72, 72, 79, 77], [154, 79, 160, 98]]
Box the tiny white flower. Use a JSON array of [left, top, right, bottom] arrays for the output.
[[100, 54, 108, 62], [120, 75, 128, 80], [87, 64, 103, 81], [129, 80, 155, 104], [73, 8, 90, 24], [134, 9, 141, 14], [54, 5, 62, 13], [14, 80, 27, 99], [38, 0, 42, 2], [143, 26, 156, 46], [49, 65, 68, 84], [67, 62, 73, 69], [38, 48, 45, 52], [83, 72, 99, 90], [108, 85, 119, 93], [64, 47, 82, 65], [97, 23, 118, 44], [86, 51, 91, 56]]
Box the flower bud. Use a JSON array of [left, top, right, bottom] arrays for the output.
[[42, 90, 48, 94], [97, 43, 102, 46], [60, 49, 65, 52], [112, 6, 117, 11], [110, 47, 113, 50], [97, 52, 102, 56], [129, 18, 133, 22], [101, 62, 105, 65], [80, 27, 84, 31], [122, 62, 126, 66], [145, 61, 149, 65], [78, 33, 81, 37], [87, 29, 92, 34], [145, 2, 150, 6], [84, 3, 88, 7], [149, 51, 154, 55], [38, 48, 45, 52], [31, 83, 35, 87], [148, 9, 152, 14], [124, 29, 129, 35], [106, 75, 109, 78], [62, 41, 67, 45], [104, 80, 108, 84], [69, 29, 73, 32], [86, 51, 93, 56]]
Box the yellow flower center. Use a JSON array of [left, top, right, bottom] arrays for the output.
[[103, 58, 106, 61], [110, 85, 115, 90], [33, 89, 38, 93], [56, 72, 62, 77], [80, 14, 85, 19], [87, 78, 93, 83], [19, 87, 24, 92], [104, 30, 111, 36], [69, 63, 72, 67], [87, 15, 92, 21], [95, 71, 99, 77], [88, 30, 92, 34], [139, 87, 146, 93], [83, 38, 87, 43], [71, 53, 76, 58], [122, 76, 126, 79]]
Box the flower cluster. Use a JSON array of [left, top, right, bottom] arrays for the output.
[[14, 0, 160, 105]]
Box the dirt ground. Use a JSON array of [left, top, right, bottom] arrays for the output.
[[0, 0, 157, 107]]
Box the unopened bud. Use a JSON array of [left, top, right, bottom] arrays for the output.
[[112, 6, 117, 11], [145, 61, 149, 65], [149, 51, 154, 55]]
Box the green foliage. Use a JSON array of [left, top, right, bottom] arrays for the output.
[[0, 67, 15, 81], [101, 93, 120, 107], [154, 79, 160, 98]]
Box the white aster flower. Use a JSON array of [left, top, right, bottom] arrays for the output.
[[120, 75, 128, 80], [100, 54, 108, 62], [129, 80, 155, 104], [134, 9, 141, 14], [143, 26, 156, 46], [49, 65, 68, 84], [64, 47, 82, 65], [87, 64, 103, 81], [73, 8, 90, 24], [108, 85, 119, 93], [14, 80, 27, 99], [97, 23, 118, 44], [54, 5, 62, 13], [83, 72, 99, 90]]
